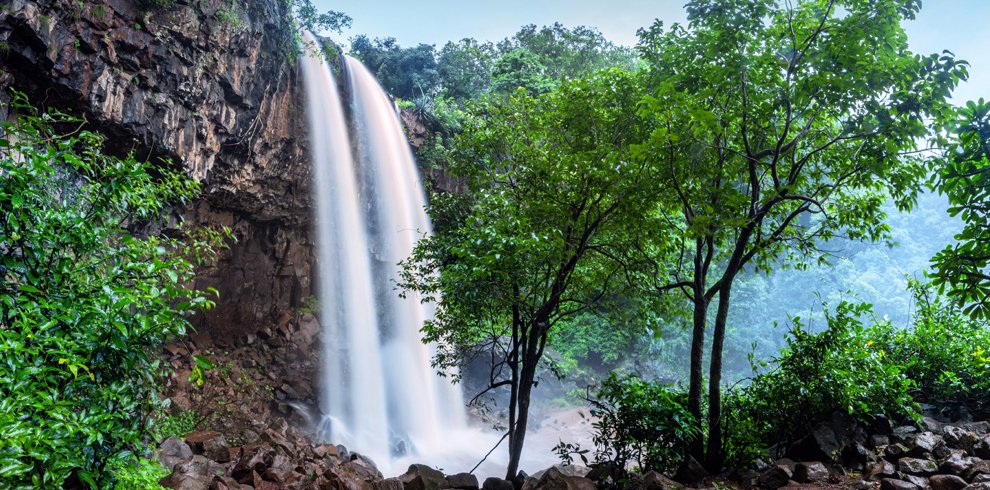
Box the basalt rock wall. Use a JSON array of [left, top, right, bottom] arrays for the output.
[[0, 0, 316, 340]]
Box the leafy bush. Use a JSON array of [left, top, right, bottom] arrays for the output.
[[558, 373, 696, 484], [0, 94, 223, 488], [107, 457, 169, 490], [723, 301, 919, 468], [883, 281, 990, 416]]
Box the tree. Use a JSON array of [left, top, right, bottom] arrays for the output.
[[349, 35, 440, 99], [0, 94, 225, 488], [498, 23, 638, 81], [490, 48, 557, 97], [931, 98, 990, 318], [635, 0, 965, 469], [401, 70, 665, 479], [437, 38, 497, 102]]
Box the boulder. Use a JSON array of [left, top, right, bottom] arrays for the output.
[[964, 459, 990, 482], [628, 471, 684, 490], [163, 455, 226, 490], [398, 464, 450, 490], [865, 461, 899, 481], [446, 473, 480, 490], [882, 478, 922, 490], [946, 427, 982, 453], [911, 432, 942, 457], [903, 474, 931, 490], [159, 436, 194, 471], [673, 455, 706, 485], [887, 444, 911, 461], [793, 462, 829, 483], [899, 457, 939, 476], [788, 424, 842, 461], [185, 432, 232, 463], [519, 467, 594, 490], [758, 464, 793, 489], [482, 478, 515, 490], [962, 484, 990, 490], [941, 452, 975, 476], [930, 475, 968, 490]]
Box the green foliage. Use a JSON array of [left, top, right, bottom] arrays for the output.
[[883, 281, 990, 415], [931, 98, 990, 318], [401, 69, 666, 477], [490, 48, 557, 97], [107, 457, 168, 490], [350, 36, 439, 99], [0, 93, 223, 488], [437, 38, 497, 102], [278, 0, 351, 63], [727, 301, 919, 459], [632, 0, 966, 466], [150, 409, 199, 445], [558, 374, 696, 483], [497, 23, 639, 82]]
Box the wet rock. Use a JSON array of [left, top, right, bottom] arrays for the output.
[[209, 475, 246, 490], [793, 462, 830, 483], [941, 451, 975, 476], [627, 471, 684, 490], [520, 467, 594, 490], [962, 484, 990, 490], [887, 444, 912, 461], [899, 457, 939, 476], [960, 422, 990, 436], [903, 475, 931, 490], [895, 426, 921, 440], [930, 475, 968, 490], [398, 464, 450, 490], [789, 424, 842, 461], [673, 455, 706, 485], [865, 461, 899, 481], [946, 427, 981, 453], [164, 455, 227, 490], [872, 436, 892, 448], [159, 436, 194, 471], [758, 464, 793, 489], [483, 478, 515, 490], [882, 478, 922, 490], [965, 459, 990, 482], [446, 473, 480, 490], [911, 432, 941, 457]]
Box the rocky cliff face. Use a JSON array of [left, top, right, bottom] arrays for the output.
[[0, 0, 315, 340]]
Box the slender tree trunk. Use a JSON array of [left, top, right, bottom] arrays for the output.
[[706, 282, 733, 471], [687, 239, 708, 463], [505, 341, 539, 480]]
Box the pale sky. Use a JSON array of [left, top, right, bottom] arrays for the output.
[[313, 0, 989, 104]]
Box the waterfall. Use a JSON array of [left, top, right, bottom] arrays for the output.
[[298, 33, 466, 472]]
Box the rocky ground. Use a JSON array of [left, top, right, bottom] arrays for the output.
[[154, 326, 990, 490]]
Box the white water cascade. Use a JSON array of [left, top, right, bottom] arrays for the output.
[[299, 33, 468, 472]]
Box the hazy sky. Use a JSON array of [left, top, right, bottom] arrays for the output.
[[313, 0, 989, 104]]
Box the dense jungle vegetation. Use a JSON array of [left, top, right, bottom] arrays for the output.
[[3, 0, 990, 487]]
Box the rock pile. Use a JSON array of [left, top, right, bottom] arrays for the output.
[[757, 414, 990, 490]]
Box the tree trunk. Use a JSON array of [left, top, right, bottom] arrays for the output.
[[687, 239, 708, 463], [505, 349, 538, 480], [705, 283, 733, 471]]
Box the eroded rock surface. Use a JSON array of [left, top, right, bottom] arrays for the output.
[[0, 0, 316, 339]]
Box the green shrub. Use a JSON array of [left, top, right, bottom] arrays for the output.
[[883, 281, 990, 416], [558, 373, 696, 484], [108, 457, 168, 490], [722, 301, 920, 469], [0, 93, 223, 488]]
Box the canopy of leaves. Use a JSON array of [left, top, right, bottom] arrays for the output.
[[931, 98, 990, 318], [350, 35, 440, 100], [0, 95, 224, 488]]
